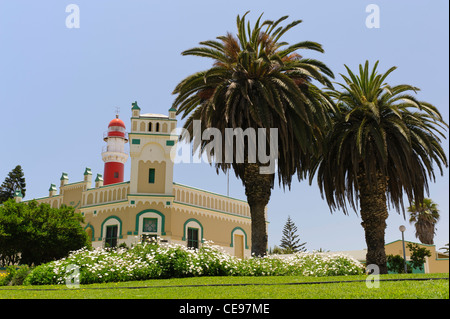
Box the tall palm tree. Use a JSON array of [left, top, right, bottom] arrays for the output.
[[172, 12, 334, 256], [311, 61, 448, 273], [408, 198, 440, 244]]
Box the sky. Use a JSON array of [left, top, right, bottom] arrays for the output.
[[0, 0, 448, 252]]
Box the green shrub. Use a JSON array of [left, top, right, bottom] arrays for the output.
[[0, 199, 90, 267], [387, 254, 410, 273], [0, 265, 32, 286]]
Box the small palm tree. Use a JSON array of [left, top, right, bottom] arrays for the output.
[[439, 243, 449, 255], [172, 12, 334, 256], [408, 198, 440, 244], [311, 61, 448, 273]]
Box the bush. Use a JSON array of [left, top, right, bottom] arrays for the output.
[[0, 199, 90, 267], [24, 241, 364, 285], [387, 254, 410, 273], [0, 265, 32, 286]]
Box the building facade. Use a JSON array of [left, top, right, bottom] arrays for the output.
[[20, 102, 263, 258], [330, 240, 449, 274], [384, 240, 449, 274]]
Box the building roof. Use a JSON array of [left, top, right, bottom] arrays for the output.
[[108, 117, 126, 128], [386, 239, 436, 247], [131, 101, 140, 110], [140, 113, 169, 119]]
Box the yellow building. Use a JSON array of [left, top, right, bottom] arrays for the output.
[[385, 240, 449, 274], [332, 240, 449, 274], [18, 102, 262, 258]]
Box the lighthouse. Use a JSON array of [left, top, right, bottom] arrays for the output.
[[102, 114, 129, 185]]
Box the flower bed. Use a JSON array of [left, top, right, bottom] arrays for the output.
[[24, 241, 364, 285]]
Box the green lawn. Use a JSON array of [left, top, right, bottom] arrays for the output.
[[0, 273, 448, 299]]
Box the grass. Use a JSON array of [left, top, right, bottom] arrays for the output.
[[0, 273, 448, 299]]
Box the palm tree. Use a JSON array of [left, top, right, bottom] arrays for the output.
[[311, 61, 448, 273], [439, 243, 449, 255], [408, 198, 440, 244], [172, 12, 334, 256]]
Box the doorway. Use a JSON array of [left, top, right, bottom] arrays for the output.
[[234, 234, 244, 259]]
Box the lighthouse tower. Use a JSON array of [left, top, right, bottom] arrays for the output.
[[102, 114, 129, 185]]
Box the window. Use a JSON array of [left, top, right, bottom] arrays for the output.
[[114, 172, 119, 178], [149, 168, 155, 183], [142, 218, 158, 233], [105, 225, 118, 248], [156, 123, 160, 132], [149, 122, 152, 131], [187, 228, 199, 249]]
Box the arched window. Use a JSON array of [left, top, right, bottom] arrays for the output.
[[87, 193, 93, 205], [156, 122, 160, 132], [135, 210, 166, 240], [149, 122, 152, 132], [84, 224, 95, 241], [101, 216, 122, 248], [182, 219, 204, 249]]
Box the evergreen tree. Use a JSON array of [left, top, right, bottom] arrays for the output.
[[0, 165, 26, 203], [280, 216, 306, 253]]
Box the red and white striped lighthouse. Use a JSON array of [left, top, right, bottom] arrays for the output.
[[102, 115, 129, 185]]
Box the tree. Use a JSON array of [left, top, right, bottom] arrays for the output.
[[0, 199, 90, 266], [314, 248, 330, 253], [407, 242, 431, 271], [269, 245, 284, 255], [311, 61, 448, 274], [408, 198, 440, 244], [439, 243, 449, 255], [0, 199, 25, 266], [280, 216, 306, 253], [0, 165, 26, 203], [172, 12, 334, 256]]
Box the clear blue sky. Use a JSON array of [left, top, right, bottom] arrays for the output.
[[1, 0, 448, 252]]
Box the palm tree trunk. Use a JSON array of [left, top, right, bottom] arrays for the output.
[[242, 162, 273, 257], [358, 171, 389, 274], [416, 221, 435, 245]]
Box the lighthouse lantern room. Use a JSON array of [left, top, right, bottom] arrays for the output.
[[102, 114, 129, 185]]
